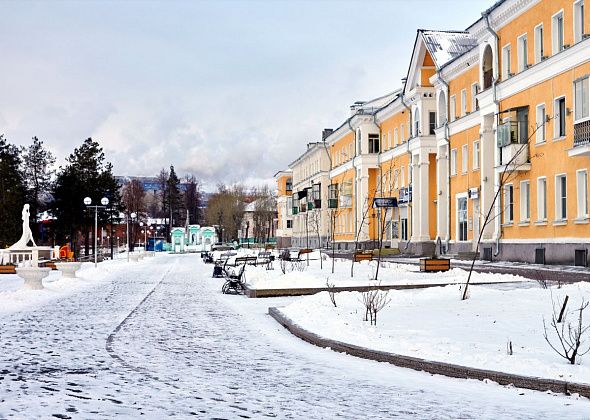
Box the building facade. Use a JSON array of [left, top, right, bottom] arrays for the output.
[[278, 0, 590, 265]]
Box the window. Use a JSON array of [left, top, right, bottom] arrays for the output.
[[554, 96, 566, 138], [458, 197, 468, 241], [394, 128, 399, 146], [574, 0, 585, 44], [400, 167, 405, 187], [368, 134, 380, 154], [414, 109, 421, 136], [401, 218, 408, 241], [537, 177, 547, 221], [471, 83, 479, 112], [461, 144, 468, 173], [473, 141, 480, 170], [520, 180, 530, 222], [577, 169, 589, 218], [312, 183, 321, 201], [450, 96, 456, 122], [286, 220, 292, 229], [553, 11, 565, 54], [387, 131, 391, 149], [575, 76, 589, 121], [287, 196, 293, 216], [429, 111, 436, 135], [504, 184, 514, 223], [400, 124, 405, 142], [502, 44, 512, 79], [534, 24, 545, 64], [518, 34, 528, 72], [555, 174, 567, 220], [450, 149, 457, 175], [461, 89, 467, 117], [286, 179, 292, 192], [349, 143, 353, 159], [536, 104, 546, 143]]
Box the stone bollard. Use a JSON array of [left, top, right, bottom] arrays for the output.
[[16, 267, 51, 290], [54, 262, 82, 279]]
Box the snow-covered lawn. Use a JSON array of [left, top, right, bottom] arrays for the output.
[[0, 257, 149, 315], [242, 250, 530, 290], [281, 282, 590, 384]]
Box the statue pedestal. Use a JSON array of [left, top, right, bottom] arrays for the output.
[[54, 262, 82, 278], [129, 253, 140, 262], [16, 267, 51, 290]]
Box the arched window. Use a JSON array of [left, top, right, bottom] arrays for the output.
[[482, 45, 494, 90], [438, 92, 447, 126]]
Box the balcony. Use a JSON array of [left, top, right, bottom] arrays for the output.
[[569, 120, 590, 157], [496, 115, 531, 172], [328, 198, 338, 209], [498, 143, 530, 171]]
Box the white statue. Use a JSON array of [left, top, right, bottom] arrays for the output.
[[9, 204, 37, 249]]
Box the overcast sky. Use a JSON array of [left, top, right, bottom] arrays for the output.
[[1, 0, 491, 191]]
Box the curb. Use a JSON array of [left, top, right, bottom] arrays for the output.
[[244, 281, 522, 298], [268, 306, 590, 398]]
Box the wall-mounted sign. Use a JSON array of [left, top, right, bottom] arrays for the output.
[[373, 197, 398, 208]]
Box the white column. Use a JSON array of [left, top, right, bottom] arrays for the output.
[[436, 144, 449, 240], [411, 154, 421, 241], [480, 115, 497, 241], [417, 151, 431, 241]]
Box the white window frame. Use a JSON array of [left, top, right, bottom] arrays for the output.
[[502, 44, 512, 79], [574, 0, 585, 44], [536, 103, 546, 143], [461, 144, 468, 173], [394, 128, 399, 146], [387, 130, 391, 149], [400, 167, 405, 187], [554, 95, 567, 139], [577, 169, 589, 219], [450, 96, 456, 122], [520, 180, 531, 222], [534, 23, 545, 64], [456, 193, 469, 242], [537, 177, 547, 221], [555, 173, 568, 221], [400, 124, 405, 142], [517, 33, 529, 72], [473, 140, 480, 170], [574, 76, 590, 123], [504, 184, 514, 224], [471, 83, 479, 112], [450, 148, 457, 176], [461, 89, 467, 117], [552, 10, 565, 55]]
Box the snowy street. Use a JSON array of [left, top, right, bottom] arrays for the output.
[[1, 254, 589, 418]]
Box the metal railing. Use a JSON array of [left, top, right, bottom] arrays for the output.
[[574, 120, 590, 147]]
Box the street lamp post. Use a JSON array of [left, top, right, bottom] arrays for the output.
[[84, 196, 109, 268], [126, 212, 137, 262]]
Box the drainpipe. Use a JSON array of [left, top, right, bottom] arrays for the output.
[[483, 10, 502, 257], [400, 93, 413, 247], [347, 118, 358, 248], [437, 72, 452, 253]]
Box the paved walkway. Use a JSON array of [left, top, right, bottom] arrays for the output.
[[1, 254, 589, 418]]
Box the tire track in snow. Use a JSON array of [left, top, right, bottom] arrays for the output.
[[104, 258, 179, 386]]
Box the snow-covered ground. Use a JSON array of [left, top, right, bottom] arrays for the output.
[[244, 251, 529, 290], [1, 253, 589, 418], [281, 283, 590, 385]]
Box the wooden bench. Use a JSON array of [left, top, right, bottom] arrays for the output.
[[353, 252, 373, 262], [234, 256, 258, 266], [0, 265, 16, 275], [419, 257, 451, 272]]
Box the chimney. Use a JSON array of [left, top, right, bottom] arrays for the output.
[[322, 128, 334, 140]]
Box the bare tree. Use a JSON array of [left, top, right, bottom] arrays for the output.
[[121, 179, 146, 251], [309, 209, 324, 269], [462, 117, 549, 300], [543, 297, 590, 365], [326, 278, 337, 307], [373, 160, 398, 281], [359, 285, 391, 326]]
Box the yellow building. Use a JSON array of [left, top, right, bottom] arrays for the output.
[[278, 0, 590, 266]]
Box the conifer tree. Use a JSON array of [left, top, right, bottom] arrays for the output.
[[0, 135, 27, 248]]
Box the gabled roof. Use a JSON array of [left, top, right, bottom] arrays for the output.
[[404, 29, 478, 94], [420, 30, 478, 69]]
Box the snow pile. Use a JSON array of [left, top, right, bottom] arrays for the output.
[[244, 255, 528, 290], [281, 283, 590, 384]]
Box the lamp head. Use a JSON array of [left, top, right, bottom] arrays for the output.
[[101, 197, 109, 206], [84, 197, 92, 205]]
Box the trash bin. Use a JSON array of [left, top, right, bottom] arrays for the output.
[[212, 265, 224, 278]]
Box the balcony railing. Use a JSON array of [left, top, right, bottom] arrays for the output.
[[574, 120, 590, 147]]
